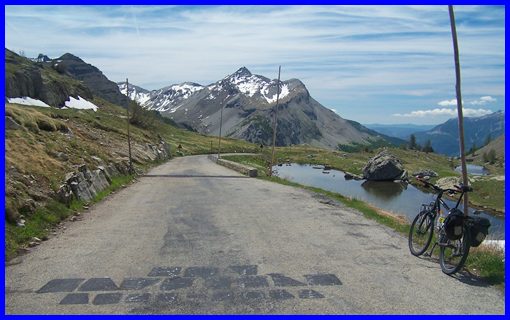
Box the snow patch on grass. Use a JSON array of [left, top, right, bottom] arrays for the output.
[[64, 96, 98, 111], [8, 97, 51, 108]]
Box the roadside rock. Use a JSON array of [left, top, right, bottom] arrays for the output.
[[344, 172, 363, 180], [6, 116, 22, 130], [19, 199, 37, 215], [362, 150, 407, 181], [27, 189, 50, 202], [16, 219, 26, 227], [412, 169, 438, 178], [57, 164, 111, 203], [56, 152, 69, 162], [435, 176, 462, 190], [56, 184, 73, 206]]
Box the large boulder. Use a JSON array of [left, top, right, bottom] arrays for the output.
[[362, 150, 407, 181]]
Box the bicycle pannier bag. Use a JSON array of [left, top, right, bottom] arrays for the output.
[[469, 217, 491, 247], [444, 208, 464, 240]]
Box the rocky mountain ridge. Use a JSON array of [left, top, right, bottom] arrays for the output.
[[121, 67, 391, 149], [6, 49, 127, 107]]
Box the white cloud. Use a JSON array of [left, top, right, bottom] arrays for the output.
[[438, 99, 459, 107], [393, 107, 493, 118], [4, 5, 505, 125], [470, 96, 496, 105]]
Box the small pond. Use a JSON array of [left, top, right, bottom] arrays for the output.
[[455, 164, 489, 176], [273, 164, 504, 239]]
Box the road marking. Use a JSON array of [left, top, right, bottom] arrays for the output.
[[269, 273, 307, 287], [37, 279, 85, 293], [269, 289, 294, 300], [78, 278, 119, 291], [37, 265, 342, 307], [93, 293, 122, 305], [120, 278, 161, 290], [304, 274, 342, 286]]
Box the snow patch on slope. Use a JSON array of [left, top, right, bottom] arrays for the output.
[[226, 72, 290, 103], [64, 96, 98, 111], [264, 83, 289, 104], [8, 97, 51, 108], [119, 83, 151, 106], [118, 82, 204, 113]]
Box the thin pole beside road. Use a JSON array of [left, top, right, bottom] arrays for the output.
[[270, 66, 282, 176]]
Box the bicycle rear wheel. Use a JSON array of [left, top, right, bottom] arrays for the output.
[[439, 229, 470, 275], [409, 210, 434, 256]]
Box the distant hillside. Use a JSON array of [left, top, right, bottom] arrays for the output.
[[364, 123, 436, 140], [468, 135, 505, 163], [413, 112, 504, 156], [347, 120, 407, 147]]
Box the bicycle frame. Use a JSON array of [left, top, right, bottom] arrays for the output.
[[425, 187, 467, 256]]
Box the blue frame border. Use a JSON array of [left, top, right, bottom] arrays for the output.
[[1, 1, 508, 317]]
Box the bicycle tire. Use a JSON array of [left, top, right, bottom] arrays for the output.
[[409, 210, 434, 256], [439, 227, 470, 275]]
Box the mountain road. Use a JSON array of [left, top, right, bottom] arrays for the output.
[[5, 155, 504, 314]]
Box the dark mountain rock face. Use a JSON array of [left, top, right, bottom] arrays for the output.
[[35, 54, 51, 62], [122, 67, 385, 149], [5, 49, 93, 107], [54, 53, 126, 106]]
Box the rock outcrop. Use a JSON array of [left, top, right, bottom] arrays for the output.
[[55, 53, 127, 106], [412, 169, 438, 178], [56, 162, 128, 204], [56, 138, 171, 204], [435, 177, 462, 190], [5, 49, 93, 108], [362, 150, 407, 181]]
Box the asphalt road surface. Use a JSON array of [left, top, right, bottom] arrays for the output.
[[5, 155, 504, 314]]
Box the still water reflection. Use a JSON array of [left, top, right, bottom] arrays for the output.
[[455, 164, 489, 176], [273, 164, 504, 239]]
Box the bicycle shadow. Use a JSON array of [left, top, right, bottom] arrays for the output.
[[448, 270, 492, 288], [414, 256, 491, 288]]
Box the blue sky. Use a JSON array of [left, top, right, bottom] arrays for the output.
[[5, 5, 505, 124]]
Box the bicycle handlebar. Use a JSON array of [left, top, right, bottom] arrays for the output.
[[415, 176, 470, 194]]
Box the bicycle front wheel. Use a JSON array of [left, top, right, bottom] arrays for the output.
[[409, 210, 434, 256], [439, 229, 470, 275]]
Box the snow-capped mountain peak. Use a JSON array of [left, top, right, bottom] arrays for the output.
[[118, 81, 204, 113], [214, 67, 290, 103], [231, 66, 252, 78], [118, 82, 151, 106]]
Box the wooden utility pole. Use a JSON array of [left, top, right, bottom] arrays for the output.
[[448, 5, 469, 214], [269, 65, 282, 176], [218, 103, 224, 159], [125, 78, 133, 174]]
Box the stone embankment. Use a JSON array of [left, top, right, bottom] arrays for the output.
[[210, 155, 258, 177], [56, 140, 171, 204]]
